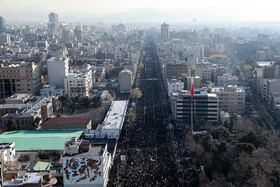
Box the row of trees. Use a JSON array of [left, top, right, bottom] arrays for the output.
[[6, 116, 41, 131], [60, 95, 102, 111]]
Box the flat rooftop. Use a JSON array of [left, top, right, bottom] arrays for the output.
[[5, 93, 31, 101], [0, 130, 83, 151], [0, 104, 26, 109], [101, 100, 128, 130], [43, 117, 91, 125], [256, 61, 274, 67], [75, 144, 105, 157]]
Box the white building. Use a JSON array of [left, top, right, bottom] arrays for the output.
[[64, 66, 92, 97], [85, 100, 128, 139], [171, 89, 219, 124], [0, 142, 15, 163], [63, 139, 111, 187], [167, 79, 184, 96], [119, 69, 132, 93], [40, 85, 64, 97], [217, 74, 238, 86], [47, 57, 69, 88]]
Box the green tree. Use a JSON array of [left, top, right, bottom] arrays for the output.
[[6, 119, 19, 131], [32, 116, 41, 129], [131, 88, 142, 100], [60, 95, 72, 109], [129, 112, 135, 123], [91, 96, 102, 108], [245, 102, 253, 115], [210, 126, 230, 140], [80, 97, 90, 108], [139, 63, 144, 69], [239, 132, 267, 148], [258, 106, 269, 119], [236, 143, 255, 154]]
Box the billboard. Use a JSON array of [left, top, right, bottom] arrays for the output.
[[63, 156, 103, 185]]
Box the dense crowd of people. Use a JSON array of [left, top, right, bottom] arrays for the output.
[[108, 38, 178, 186]]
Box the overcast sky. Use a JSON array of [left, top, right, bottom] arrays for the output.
[[1, 0, 280, 23]]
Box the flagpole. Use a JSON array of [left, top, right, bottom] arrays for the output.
[[191, 97, 193, 137], [191, 76, 194, 137]]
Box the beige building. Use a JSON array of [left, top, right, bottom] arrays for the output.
[[211, 85, 245, 114], [4, 93, 31, 104], [186, 76, 202, 91], [0, 61, 42, 98], [164, 63, 191, 79]]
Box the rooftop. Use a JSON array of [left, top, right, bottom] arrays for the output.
[[0, 130, 83, 150], [211, 85, 245, 93], [75, 144, 105, 157], [43, 117, 91, 125], [26, 161, 51, 171], [5, 94, 31, 102], [172, 89, 217, 98], [101, 100, 128, 130], [0, 103, 26, 109], [256, 61, 274, 67]]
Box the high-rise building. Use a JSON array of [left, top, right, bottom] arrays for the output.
[[48, 12, 59, 31], [62, 28, 70, 42], [161, 23, 169, 41], [74, 28, 82, 42], [171, 89, 219, 125], [47, 57, 69, 88], [119, 69, 133, 93], [0, 17, 6, 33]]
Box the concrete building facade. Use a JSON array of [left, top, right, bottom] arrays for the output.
[[0, 61, 42, 98], [211, 85, 245, 114], [171, 89, 219, 124], [47, 57, 69, 88]]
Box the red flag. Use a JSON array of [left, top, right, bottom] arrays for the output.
[[190, 77, 194, 103]]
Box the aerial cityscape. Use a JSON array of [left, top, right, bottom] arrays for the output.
[[0, 0, 280, 186]]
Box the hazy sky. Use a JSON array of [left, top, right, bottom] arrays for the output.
[[1, 0, 280, 22]]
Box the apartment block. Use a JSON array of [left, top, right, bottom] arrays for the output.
[[211, 85, 245, 114], [0, 61, 42, 98], [64, 66, 92, 97]]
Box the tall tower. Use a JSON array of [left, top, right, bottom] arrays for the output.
[[48, 12, 59, 31], [0, 16, 6, 33], [161, 23, 169, 41], [74, 28, 82, 42]]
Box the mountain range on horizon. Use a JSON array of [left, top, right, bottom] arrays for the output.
[[0, 7, 270, 24]]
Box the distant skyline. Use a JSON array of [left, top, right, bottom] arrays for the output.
[[1, 0, 280, 23]]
